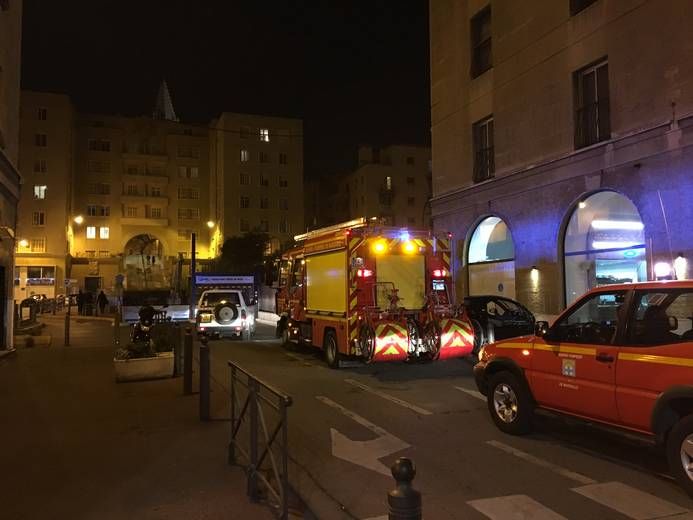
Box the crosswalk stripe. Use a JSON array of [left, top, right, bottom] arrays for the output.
[[468, 494, 569, 520], [454, 385, 486, 402], [572, 481, 689, 519]]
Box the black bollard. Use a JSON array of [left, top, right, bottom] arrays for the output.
[[199, 335, 210, 420], [388, 457, 421, 520], [64, 312, 70, 346], [183, 328, 193, 395], [113, 311, 120, 346]]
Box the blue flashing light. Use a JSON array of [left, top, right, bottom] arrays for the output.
[[623, 249, 638, 258]]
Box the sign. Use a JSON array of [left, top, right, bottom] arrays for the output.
[[64, 278, 78, 287], [194, 274, 254, 286]]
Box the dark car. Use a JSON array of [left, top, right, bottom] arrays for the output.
[[463, 295, 535, 356]]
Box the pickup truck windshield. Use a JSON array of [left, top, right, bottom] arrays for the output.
[[202, 292, 241, 307]]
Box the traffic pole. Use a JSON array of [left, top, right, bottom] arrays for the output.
[[388, 458, 421, 520], [199, 335, 210, 420], [183, 327, 193, 395]]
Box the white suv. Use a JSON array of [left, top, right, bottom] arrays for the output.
[[195, 289, 255, 339]]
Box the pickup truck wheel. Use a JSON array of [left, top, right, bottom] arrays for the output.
[[471, 319, 486, 358], [487, 371, 533, 435], [324, 331, 341, 369], [666, 414, 693, 497]]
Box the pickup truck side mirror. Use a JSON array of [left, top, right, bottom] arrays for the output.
[[535, 320, 550, 337]]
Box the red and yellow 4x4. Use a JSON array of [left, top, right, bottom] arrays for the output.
[[474, 281, 693, 495]]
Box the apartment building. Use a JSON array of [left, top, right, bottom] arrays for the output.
[[0, 0, 22, 350], [430, 0, 693, 316], [211, 113, 303, 252]]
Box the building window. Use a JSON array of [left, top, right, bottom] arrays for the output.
[[259, 174, 269, 187], [278, 219, 289, 233], [150, 207, 162, 218], [574, 59, 610, 149], [126, 184, 138, 195], [88, 160, 110, 173], [240, 149, 249, 162], [385, 176, 393, 190], [37, 107, 47, 120], [177, 229, 192, 241], [279, 153, 288, 165], [32, 211, 45, 226], [570, 0, 598, 16], [259, 128, 270, 142], [150, 186, 162, 197], [97, 183, 110, 195], [279, 199, 288, 210], [87, 205, 109, 217], [279, 176, 288, 188], [30, 238, 46, 253], [407, 197, 415, 207], [406, 157, 415, 166], [240, 196, 250, 209], [127, 165, 139, 175], [98, 250, 110, 258], [35, 134, 47, 147], [259, 220, 269, 232], [240, 219, 250, 232], [33, 185, 47, 199], [406, 176, 415, 186], [240, 126, 250, 139], [471, 6, 492, 77], [126, 207, 138, 217], [177, 208, 200, 220], [240, 172, 250, 185], [473, 115, 494, 182], [178, 165, 199, 178], [177, 145, 199, 158], [88, 139, 111, 152], [259, 151, 269, 163], [99, 226, 109, 239], [86, 226, 96, 239], [178, 186, 199, 200], [260, 197, 269, 209], [33, 159, 47, 173]]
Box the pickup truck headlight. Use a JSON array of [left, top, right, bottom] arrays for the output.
[[199, 314, 213, 323]]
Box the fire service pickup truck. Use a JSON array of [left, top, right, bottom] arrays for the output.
[[194, 274, 257, 339]]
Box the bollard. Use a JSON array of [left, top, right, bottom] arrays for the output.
[[64, 312, 70, 346], [114, 311, 120, 346], [388, 457, 421, 520], [183, 328, 193, 395], [199, 335, 210, 421]]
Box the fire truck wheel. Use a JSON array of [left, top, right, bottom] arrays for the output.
[[275, 316, 287, 338], [666, 413, 693, 497], [422, 322, 441, 360], [487, 371, 533, 435], [324, 331, 341, 369], [281, 326, 293, 349], [359, 326, 375, 361], [214, 303, 238, 324]]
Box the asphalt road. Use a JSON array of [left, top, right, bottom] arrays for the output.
[[202, 322, 693, 520]]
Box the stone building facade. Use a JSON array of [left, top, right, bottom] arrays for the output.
[[430, 0, 693, 317]]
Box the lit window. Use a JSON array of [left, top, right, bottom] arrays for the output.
[[240, 149, 249, 162], [86, 226, 96, 239], [32, 211, 45, 226], [30, 238, 46, 253], [35, 134, 47, 147], [33, 185, 47, 199], [259, 128, 270, 142], [99, 227, 109, 239], [385, 176, 393, 190]]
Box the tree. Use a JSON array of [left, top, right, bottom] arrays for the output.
[[216, 232, 270, 274]]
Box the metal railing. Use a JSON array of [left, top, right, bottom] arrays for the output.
[[228, 361, 292, 519]]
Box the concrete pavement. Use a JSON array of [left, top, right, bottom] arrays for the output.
[[0, 322, 274, 520], [203, 323, 693, 520]]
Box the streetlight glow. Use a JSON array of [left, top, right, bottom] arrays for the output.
[[19, 239, 28, 248], [73, 215, 84, 224], [207, 220, 215, 228]]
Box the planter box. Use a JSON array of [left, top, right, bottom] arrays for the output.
[[114, 352, 174, 382]]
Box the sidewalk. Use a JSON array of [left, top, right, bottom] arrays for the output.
[[0, 345, 273, 520]]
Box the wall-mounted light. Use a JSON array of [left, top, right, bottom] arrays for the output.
[[578, 200, 587, 209], [206, 220, 215, 229], [73, 215, 84, 225], [530, 266, 539, 287], [19, 239, 28, 248], [654, 261, 673, 280], [674, 253, 687, 280]]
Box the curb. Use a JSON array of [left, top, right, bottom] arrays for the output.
[[288, 458, 359, 520], [0, 347, 17, 359]]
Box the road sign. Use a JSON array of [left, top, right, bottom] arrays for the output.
[[194, 274, 254, 285]]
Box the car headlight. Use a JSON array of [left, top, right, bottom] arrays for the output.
[[199, 314, 213, 323]]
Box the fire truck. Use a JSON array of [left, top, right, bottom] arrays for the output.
[[275, 217, 475, 368]]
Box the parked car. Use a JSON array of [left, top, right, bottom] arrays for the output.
[[463, 295, 535, 357], [474, 280, 693, 496]]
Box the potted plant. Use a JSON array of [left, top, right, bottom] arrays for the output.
[[114, 307, 174, 382]]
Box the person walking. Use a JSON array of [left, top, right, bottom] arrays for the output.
[[77, 289, 84, 315], [97, 290, 108, 315]]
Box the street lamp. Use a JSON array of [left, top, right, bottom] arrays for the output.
[[206, 220, 215, 229], [73, 215, 84, 225], [18, 239, 28, 248]]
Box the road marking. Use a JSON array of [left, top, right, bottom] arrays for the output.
[[486, 440, 597, 485], [572, 481, 689, 519], [345, 379, 433, 416], [468, 494, 569, 520], [285, 352, 313, 367], [454, 385, 486, 402], [316, 395, 409, 476]]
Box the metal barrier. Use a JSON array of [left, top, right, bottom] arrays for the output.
[[228, 361, 292, 520]]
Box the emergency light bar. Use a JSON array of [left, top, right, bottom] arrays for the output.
[[294, 217, 367, 242]]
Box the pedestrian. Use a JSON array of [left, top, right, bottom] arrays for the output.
[[77, 289, 84, 315], [97, 290, 108, 315]]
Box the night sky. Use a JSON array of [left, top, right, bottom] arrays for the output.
[[21, 1, 431, 178]]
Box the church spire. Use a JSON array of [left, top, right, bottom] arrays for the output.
[[152, 80, 178, 121]]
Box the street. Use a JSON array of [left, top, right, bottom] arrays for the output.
[[206, 322, 693, 520]]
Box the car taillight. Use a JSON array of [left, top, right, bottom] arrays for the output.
[[432, 269, 448, 277], [357, 268, 373, 278], [241, 309, 247, 320]]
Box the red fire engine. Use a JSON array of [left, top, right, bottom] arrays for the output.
[[275, 218, 475, 368]]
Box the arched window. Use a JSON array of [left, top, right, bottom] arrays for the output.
[[564, 191, 647, 305], [468, 216, 516, 298]]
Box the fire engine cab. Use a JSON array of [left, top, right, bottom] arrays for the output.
[[275, 217, 475, 368]]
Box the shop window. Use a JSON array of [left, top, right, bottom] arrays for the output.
[[564, 191, 646, 306], [468, 216, 515, 298]]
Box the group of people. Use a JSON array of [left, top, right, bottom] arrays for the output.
[[76, 289, 110, 316]]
